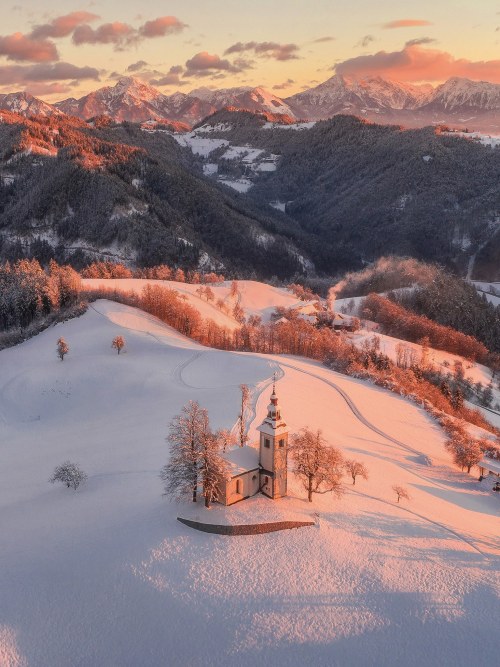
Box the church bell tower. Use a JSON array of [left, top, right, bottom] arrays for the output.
[[257, 376, 288, 499]]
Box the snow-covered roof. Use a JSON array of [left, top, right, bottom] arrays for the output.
[[221, 446, 259, 476], [479, 458, 500, 475], [332, 313, 354, 323]]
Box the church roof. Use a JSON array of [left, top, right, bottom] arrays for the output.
[[221, 446, 259, 477]]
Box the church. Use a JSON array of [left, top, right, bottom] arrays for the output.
[[217, 382, 289, 505]]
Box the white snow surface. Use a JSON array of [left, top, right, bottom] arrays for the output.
[[1, 297, 500, 667], [262, 121, 316, 130], [173, 133, 229, 157]]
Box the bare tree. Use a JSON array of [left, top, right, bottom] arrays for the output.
[[237, 384, 250, 447], [392, 485, 410, 503], [199, 427, 229, 508], [160, 401, 228, 507], [57, 337, 69, 361], [112, 335, 125, 354], [161, 401, 206, 503], [344, 459, 369, 485], [215, 428, 237, 452], [50, 461, 87, 490], [291, 428, 344, 502]]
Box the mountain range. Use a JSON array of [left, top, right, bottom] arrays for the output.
[[0, 75, 499, 132]]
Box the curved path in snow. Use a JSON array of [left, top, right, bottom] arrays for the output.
[[273, 359, 492, 557]]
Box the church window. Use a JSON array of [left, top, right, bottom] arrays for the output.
[[279, 439, 285, 448], [264, 438, 270, 448], [236, 479, 241, 494]]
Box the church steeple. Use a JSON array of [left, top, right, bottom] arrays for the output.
[[257, 373, 288, 499]]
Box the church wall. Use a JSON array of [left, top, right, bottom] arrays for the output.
[[223, 469, 260, 506]]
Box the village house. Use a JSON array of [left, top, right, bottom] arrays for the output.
[[218, 383, 288, 505]]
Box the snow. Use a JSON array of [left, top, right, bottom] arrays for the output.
[[222, 446, 259, 475], [173, 133, 229, 157], [270, 200, 286, 212], [1, 293, 500, 666], [423, 155, 433, 162], [221, 145, 264, 162], [202, 163, 218, 176], [262, 121, 316, 130], [217, 176, 253, 192], [195, 123, 233, 133], [479, 458, 500, 475]]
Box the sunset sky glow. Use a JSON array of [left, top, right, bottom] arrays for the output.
[[1, 0, 499, 100]]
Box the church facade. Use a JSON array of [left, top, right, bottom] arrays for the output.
[[218, 384, 289, 506]]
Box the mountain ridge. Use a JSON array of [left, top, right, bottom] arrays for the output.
[[1, 75, 499, 132]]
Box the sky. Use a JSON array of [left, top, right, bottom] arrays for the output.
[[1, 0, 499, 101]]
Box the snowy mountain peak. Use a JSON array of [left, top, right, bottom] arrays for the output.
[[426, 77, 500, 111], [0, 91, 62, 118]]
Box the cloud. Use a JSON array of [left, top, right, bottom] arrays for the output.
[[24, 81, 73, 96], [150, 65, 186, 86], [0, 62, 100, 85], [313, 36, 335, 43], [335, 44, 500, 82], [224, 41, 299, 61], [383, 19, 432, 29], [30, 11, 99, 39], [0, 33, 58, 62], [184, 51, 248, 77], [127, 60, 148, 72], [138, 16, 187, 38], [357, 35, 375, 48], [71, 15, 186, 49], [405, 37, 436, 47], [72, 22, 136, 47], [273, 78, 295, 90]]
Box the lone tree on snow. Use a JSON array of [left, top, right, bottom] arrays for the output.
[[392, 485, 410, 503], [160, 401, 228, 508], [112, 335, 125, 354], [56, 337, 69, 361], [344, 459, 369, 485], [237, 384, 250, 447], [50, 461, 87, 490], [291, 428, 344, 502]]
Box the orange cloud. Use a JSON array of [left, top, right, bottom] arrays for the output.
[[139, 16, 187, 38], [335, 44, 500, 82], [71, 16, 187, 49], [72, 22, 135, 47], [383, 19, 432, 29], [185, 51, 249, 77], [0, 32, 58, 62], [30, 12, 99, 39]]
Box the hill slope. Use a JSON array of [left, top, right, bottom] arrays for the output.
[[0, 299, 499, 666]]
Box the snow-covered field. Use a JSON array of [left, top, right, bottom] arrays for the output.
[[1, 298, 499, 667], [82, 278, 309, 326]]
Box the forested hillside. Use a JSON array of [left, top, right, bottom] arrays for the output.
[[198, 112, 500, 276], [1, 110, 499, 281], [0, 112, 310, 278]]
